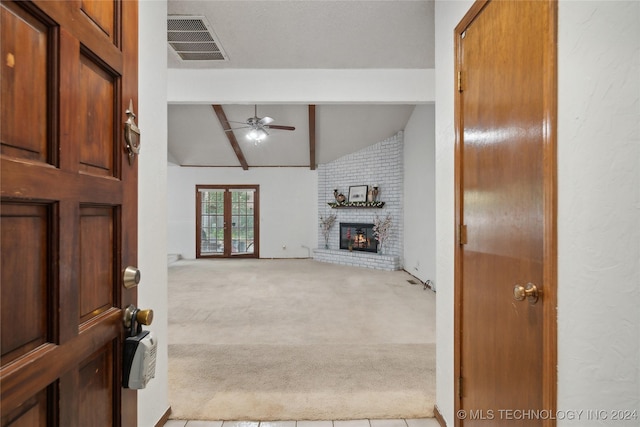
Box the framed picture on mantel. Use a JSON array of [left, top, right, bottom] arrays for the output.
[[348, 185, 368, 202]]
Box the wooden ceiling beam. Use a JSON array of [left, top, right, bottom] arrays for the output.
[[309, 104, 316, 170], [212, 104, 249, 170]]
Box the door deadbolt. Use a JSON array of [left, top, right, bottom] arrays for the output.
[[123, 266, 141, 289]]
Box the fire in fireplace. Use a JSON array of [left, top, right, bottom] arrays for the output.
[[340, 223, 378, 253]]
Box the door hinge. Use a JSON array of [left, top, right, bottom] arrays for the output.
[[459, 224, 468, 245], [457, 71, 463, 92], [458, 376, 463, 398]]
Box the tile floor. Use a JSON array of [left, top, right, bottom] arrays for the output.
[[164, 419, 439, 427]]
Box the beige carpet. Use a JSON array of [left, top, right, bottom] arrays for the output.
[[168, 259, 436, 421]]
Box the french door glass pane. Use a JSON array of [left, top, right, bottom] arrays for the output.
[[230, 190, 254, 254], [200, 190, 224, 254]]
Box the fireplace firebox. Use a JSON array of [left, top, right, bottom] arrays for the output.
[[339, 223, 378, 253]]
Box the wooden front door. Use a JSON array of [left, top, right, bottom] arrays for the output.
[[196, 185, 260, 258], [1, 0, 139, 426], [454, 1, 557, 426]]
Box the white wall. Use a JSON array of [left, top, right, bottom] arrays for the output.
[[434, 1, 640, 425], [404, 104, 436, 286], [168, 167, 318, 259], [557, 0, 639, 421], [434, 1, 473, 424], [138, 0, 170, 425]]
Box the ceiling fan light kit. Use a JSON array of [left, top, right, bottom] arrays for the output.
[[227, 105, 296, 144], [247, 128, 268, 144]]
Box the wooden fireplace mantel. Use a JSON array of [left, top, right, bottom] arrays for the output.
[[327, 201, 385, 208]]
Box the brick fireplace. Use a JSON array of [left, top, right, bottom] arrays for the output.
[[313, 132, 403, 271]]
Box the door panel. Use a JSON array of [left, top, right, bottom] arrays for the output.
[[199, 189, 226, 255], [230, 189, 256, 255], [0, 203, 49, 366], [78, 344, 115, 427], [79, 206, 115, 323], [2, 389, 48, 427], [78, 51, 117, 177], [1, 0, 138, 426], [0, 1, 49, 162], [454, 1, 556, 426], [81, 0, 115, 40]]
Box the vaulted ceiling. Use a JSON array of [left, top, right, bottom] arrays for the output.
[[167, 1, 435, 168]]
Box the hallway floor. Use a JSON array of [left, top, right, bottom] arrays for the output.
[[164, 419, 440, 427]]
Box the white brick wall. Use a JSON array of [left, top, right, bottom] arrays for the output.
[[316, 132, 404, 270], [313, 248, 400, 271]]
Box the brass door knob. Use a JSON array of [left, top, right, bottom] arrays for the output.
[[123, 305, 154, 328], [136, 309, 154, 326], [513, 283, 540, 304]]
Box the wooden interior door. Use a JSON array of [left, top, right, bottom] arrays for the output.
[[454, 1, 557, 426], [1, 0, 139, 426], [196, 185, 260, 258]]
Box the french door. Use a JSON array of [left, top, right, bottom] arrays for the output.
[[196, 185, 259, 258]]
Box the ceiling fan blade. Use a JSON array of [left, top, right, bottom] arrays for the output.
[[258, 116, 274, 125], [266, 125, 296, 131]]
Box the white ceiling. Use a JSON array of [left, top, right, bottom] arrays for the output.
[[167, 1, 435, 168]]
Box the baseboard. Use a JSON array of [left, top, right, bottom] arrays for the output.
[[154, 406, 172, 427], [434, 405, 447, 427]]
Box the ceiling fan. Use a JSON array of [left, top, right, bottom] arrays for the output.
[[226, 105, 295, 143]]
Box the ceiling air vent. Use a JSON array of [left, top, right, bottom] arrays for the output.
[[167, 15, 228, 61]]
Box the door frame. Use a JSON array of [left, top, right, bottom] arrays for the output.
[[195, 184, 260, 258], [452, 1, 557, 426]]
